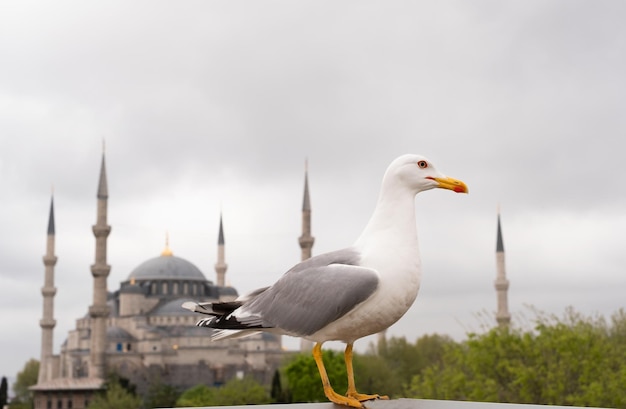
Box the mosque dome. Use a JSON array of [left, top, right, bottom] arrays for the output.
[[127, 245, 207, 282]]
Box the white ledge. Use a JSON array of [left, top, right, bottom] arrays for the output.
[[181, 398, 607, 409]]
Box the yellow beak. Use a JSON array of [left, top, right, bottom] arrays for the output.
[[430, 176, 469, 194]]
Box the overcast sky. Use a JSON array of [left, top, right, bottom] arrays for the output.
[[1, 1, 625, 382]]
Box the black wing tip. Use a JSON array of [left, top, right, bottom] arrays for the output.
[[196, 315, 266, 331]]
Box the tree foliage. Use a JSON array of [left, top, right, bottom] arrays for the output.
[[175, 377, 270, 407], [375, 333, 453, 397], [144, 376, 180, 408], [270, 369, 289, 403], [407, 308, 626, 408], [352, 351, 400, 398], [1, 376, 8, 408], [175, 384, 215, 407], [278, 308, 626, 407], [9, 358, 39, 409], [87, 375, 141, 409], [284, 350, 347, 403], [211, 376, 271, 406], [279, 336, 453, 402]]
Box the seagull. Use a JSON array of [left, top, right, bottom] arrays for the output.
[[183, 154, 468, 407]]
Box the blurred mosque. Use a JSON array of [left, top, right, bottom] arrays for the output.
[[31, 151, 315, 409]]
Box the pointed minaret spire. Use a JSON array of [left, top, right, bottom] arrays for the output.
[[494, 207, 511, 327], [97, 151, 108, 199], [302, 159, 311, 212], [496, 206, 504, 253], [215, 212, 228, 287], [89, 148, 111, 379], [39, 194, 58, 383], [47, 192, 55, 235], [218, 214, 225, 245], [298, 159, 315, 261], [298, 159, 315, 352]]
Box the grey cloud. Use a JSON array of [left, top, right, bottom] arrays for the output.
[[1, 0, 625, 379]]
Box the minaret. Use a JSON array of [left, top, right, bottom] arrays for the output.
[[495, 210, 511, 327], [88, 150, 111, 379], [39, 195, 58, 383], [298, 160, 315, 352], [298, 159, 314, 261], [215, 213, 228, 287]]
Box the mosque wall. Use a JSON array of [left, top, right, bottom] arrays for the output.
[[32, 152, 309, 407]]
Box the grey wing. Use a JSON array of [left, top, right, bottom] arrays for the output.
[[242, 256, 379, 336]]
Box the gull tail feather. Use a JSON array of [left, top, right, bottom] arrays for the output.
[[183, 286, 273, 342], [212, 329, 262, 341], [195, 317, 263, 341], [182, 300, 243, 316]]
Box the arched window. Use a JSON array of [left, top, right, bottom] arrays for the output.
[[173, 282, 179, 294]]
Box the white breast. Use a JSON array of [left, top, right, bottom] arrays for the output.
[[307, 243, 421, 343]]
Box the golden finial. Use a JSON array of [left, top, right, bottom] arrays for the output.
[[161, 231, 173, 256]]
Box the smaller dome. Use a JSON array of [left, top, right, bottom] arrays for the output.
[[261, 332, 281, 342], [218, 286, 238, 298], [120, 283, 145, 294], [107, 326, 135, 342]]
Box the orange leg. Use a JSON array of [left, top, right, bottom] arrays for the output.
[[345, 343, 389, 402], [313, 342, 362, 408]]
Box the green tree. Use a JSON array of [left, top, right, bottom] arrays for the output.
[[284, 350, 347, 403], [270, 369, 289, 403], [1, 376, 8, 408], [9, 359, 39, 409], [352, 352, 400, 398], [175, 384, 215, 407], [87, 376, 141, 409], [377, 336, 420, 384], [113, 373, 136, 397], [144, 377, 180, 408], [212, 376, 271, 406], [376, 333, 453, 395], [175, 377, 270, 407], [407, 308, 626, 408]]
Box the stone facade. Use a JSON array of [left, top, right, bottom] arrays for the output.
[[31, 152, 289, 408], [54, 250, 284, 397]]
